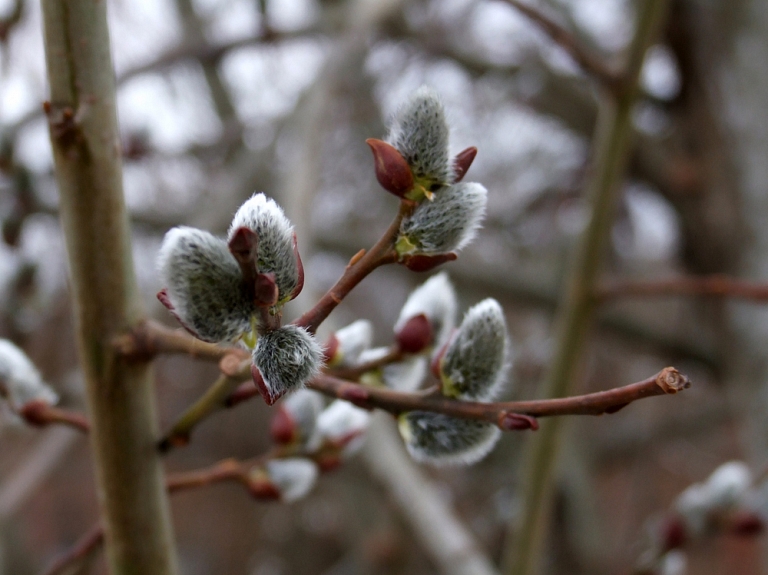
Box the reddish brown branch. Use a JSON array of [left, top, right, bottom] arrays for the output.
[[114, 319, 242, 362], [309, 367, 690, 429], [598, 275, 768, 303], [41, 522, 104, 575], [42, 455, 283, 575], [19, 400, 90, 433], [294, 202, 413, 334], [500, 0, 621, 90]]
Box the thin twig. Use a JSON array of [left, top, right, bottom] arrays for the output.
[[598, 275, 768, 303], [309, 368, 690, 427], [18, 401, 90, 433], [41, 522, 104, 575], [499, 0, 621, 91], [294, 201, 412, 334]]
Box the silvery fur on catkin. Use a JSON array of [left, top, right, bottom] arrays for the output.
[[399, 182, 487, 254], [387, 86, 452, 187], [228, 194, 299, 301], [0, 339, 58, 406], [158, 227, 253, 343], [441, 298, 509, 401], [254, 326, 323, 402], [401, 411, 501, 466]]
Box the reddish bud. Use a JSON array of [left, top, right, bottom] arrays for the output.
[[253, 272, 279, 307], [270, 406, 298, 444], [248, 479, 281, 501], [252, 365, 281, 406], [19, 400, 49, 427], [323, 334, 341, 364], [731, 512, 765, 537], [316, 453, 343, 472], [366, 138, 414, 198], [228, 226, 259, 265], [395, 313, 433, 353], [660, 516, 687, 551], [156, 289, 199, 338], [431, 336, 452, 379], [452, 147, 477, 183], [289, 232, 305, 301], [400, 252, 458, 272], [499, 413, 539, 431]]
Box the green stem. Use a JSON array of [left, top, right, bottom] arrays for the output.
[[501, 1, 669, 574], [40, 2, 178, 573]]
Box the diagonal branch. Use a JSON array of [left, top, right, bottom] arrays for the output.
[[499, 0, 621, 91]]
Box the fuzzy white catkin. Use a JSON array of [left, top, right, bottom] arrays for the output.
[[398, 182, 487, 255], [316, 399, 371, 456], [703, 461, 752, 509], [157, 227, 253, 343], [387, 86, 452, 188], [332, 319, 374, 366], [0, 339, 58, 407], [659, 551, 687, 575], [228, 194, 299, 302], [440, 298, 510, 401], [382, 356, 428, 392], [266, 458, 319, 503], [399, 411, 501, 466], [394, 272, 457, 351], [280, 389, 325, 449], [253, 326, 323, 403]]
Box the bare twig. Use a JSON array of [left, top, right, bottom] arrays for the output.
[[310, 368, 690, 427], [294, 201, 412, 334], [41, 522, 105, 575], [499, 0, 621, 91], [598, 275, 768, 302], [18, 401, 90, 434], [114, 319, 240, 362]]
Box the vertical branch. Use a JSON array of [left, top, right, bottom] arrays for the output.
[[40, 2, 178, 574], [501, 1, 669, 574]]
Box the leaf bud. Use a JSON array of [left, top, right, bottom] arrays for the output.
[[270, 389, 324, 448], [0, 339, 58, 408], [366, 138, 415, 198], [394, 272, 457, 353], [228, 194, 302, 304], [452, 147, 478, 183], [157, 227, 254, 343], [252, 325, 323, 405], [398, 412, 501, 466], [439, 298, 510, 401], [396, 182, 487, 257]]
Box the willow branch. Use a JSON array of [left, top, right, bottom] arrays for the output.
[[294, 201, 412, 334], [499, 0, 620, 91], [598, 275, 768, 303], [18, 401, 90, 433], [41, 522, 105, 575], [41, 1, 178, 572], [114, 319, 240, 362], [309, 368, 689, 427]]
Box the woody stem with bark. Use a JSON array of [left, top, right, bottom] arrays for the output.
[[502, 1, 669, 574], [40, 2, 178, 574]]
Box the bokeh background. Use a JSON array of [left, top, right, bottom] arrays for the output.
[[1, 0, 767, 573]]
